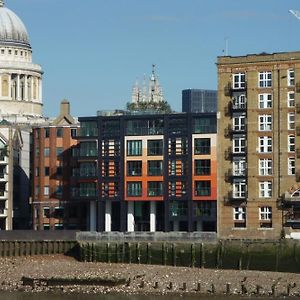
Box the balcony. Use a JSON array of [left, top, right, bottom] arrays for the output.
[[78, 127, 98, 137], [296, 103, 300, 114], [296, 171, 300, 182], [296, 81, 300, 93], [0, 156, 8, 164], [0, 173, 8, 182], [297, 126, 300, 136], [224, 170, 232, 182], [71, 188, 97, 198], [0, 190, 7, 199], [224, 191, 247, 205], [224, 147, 232, 161], [72, 168, 96, 178]]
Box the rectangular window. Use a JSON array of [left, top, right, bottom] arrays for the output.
[[233, 114, 246, 131], [36, 147, 40, 156], [288, 135, 295, 152], [195, 180, 211, 196], [258, 115, 272, 131], [232, 94, 247, 109], [233, 73, 246, 89], [259, 181, 272, 198], [258, 94, 272, 109], [233, 207, 246, 221], [43, 207, 50, 218], [44, 128, 50, 138], [195, 138, 210, 155], [259, 206, 272, 223], [71, 128, 77, 138], [35, 167, 39, 177], [288, 69, 295, 86], [233, 180, 246, 198], [148, 160, 163, 176], [44, 186, 49, 196], [127, 161, 142, 176], [127, 140, 142, 156], [127, 182, 142, 196], [147, 140, 163, 156], [148, 181, 163, 196], [56, 147, 63, 156], [44, 167, 49, 176], [288, 157, 296, 175], [233, 158, 246, 176], [56, 128, 63, 137], [233, 136, 246, 153], [259, 71, 272, 88], [288, 91, 295, 108], [259, 159, 272, 176], [288, 113, 295, 130], [258, 136, 272, 153], [195, 159, 211, 175], [44, 148, 50, 157]]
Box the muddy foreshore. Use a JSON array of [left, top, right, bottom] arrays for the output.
[[0, 255, 300, 297]]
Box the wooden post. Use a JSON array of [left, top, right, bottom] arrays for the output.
[[226, 283, 231, 294], [191, 243, 195, 268], [136, 243, 141, 264], [147, 243, 151, 265], [200, 243, 205, 268], [172, 243, 176, 267], [107, 243, 110, 263]]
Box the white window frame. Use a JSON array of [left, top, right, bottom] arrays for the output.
[[288, 69, 295, 87], [259, 181, 272, 198], [288, 113, 295, 130], [233, 207, 246, 221], [233, 73, 246, 89], [258, 115, 272, 131], [44, 186, 49, 196], [259, 206, 272, 221], [259, 159, 272, 176], [288, 157, 296, 175], [288, 91, 295, 108], [258, 136, 272, 153], [232, 94, 246, 109], [233, 158, 246, 176], [259, 71, 272, 88], [233, 136, 246, 153], [233, 114, 246, 131], [233, 180, 246, 198], [288, 135, 295, 152], [258, 94, 272, 109]]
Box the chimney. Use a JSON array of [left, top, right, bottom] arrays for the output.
[[60, 99, 70, 115]]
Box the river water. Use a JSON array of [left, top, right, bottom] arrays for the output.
[[0, 292, 274, 300]]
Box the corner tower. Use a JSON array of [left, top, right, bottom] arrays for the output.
[[0, 0, 43, 124]]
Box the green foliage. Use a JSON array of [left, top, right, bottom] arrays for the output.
[[126, 100, 172, 114]]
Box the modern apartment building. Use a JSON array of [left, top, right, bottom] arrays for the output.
[[32, 101, 81, 230], [217, 51, 300, 239], [72, 112, 217, 232], [182, 89, 217, 113]]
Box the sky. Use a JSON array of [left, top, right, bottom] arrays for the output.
[[6, 0, 300, 117]]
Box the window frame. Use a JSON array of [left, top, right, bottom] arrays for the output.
[[258, 71, 272, 88], [258, 136, 272, 153], [259, 181, 272, 198], [258, 115, 272, 131], [258, 93, 272, 109]]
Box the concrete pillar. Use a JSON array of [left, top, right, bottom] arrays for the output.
[[89, 201, 96, 231], [150, 201, 156, 232], [24, 75, 28, 100], [127, 201, 135, 232], [39, 78, 42, 102], [16, 74, 20, 100], [173, 220, 179, 231], [196, 221, 203, 232], [105, 201, 111, 232]]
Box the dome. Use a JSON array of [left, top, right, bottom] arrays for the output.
[[0, 1, 30, 49]]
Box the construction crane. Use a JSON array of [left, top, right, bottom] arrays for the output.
[[290, 9, 300, 20]]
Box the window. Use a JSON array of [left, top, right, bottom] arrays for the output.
[[127, 161, 142, 176], [195, 180, 211, 196], [44, 148, 50, 157], [55, 185, 63, 196], [288, 69, 295, 86], [288, 113, 295, 130], [288, 157, 295, 175], [259, 71, 272, 88], [44, 128, 50, 138], [232, 94, 247, 109], [36, 147, 40, 156], [127, 182, 142, 196], [147, 140, 163, 156], [258, 136, 272, 153], [80, 141, 97, 157], [259, 181, 272, 198], [259, 206, 272, 224], [35, 167, 39, 177], [233, 114, 246, 131], [258, 115, 272, 131], [127, 140, 142, 156], [148, 160, 163, 176], [71, 128, 77, 138], [56, 128, 63, 137], [56, 147, 63, 156], [194, 117, 217, 133], [44, 167, 49, 176], [170, 201, 187, 217], [233, 158, 246, 176], [148, 181, 163, 196], [44, 186, 49, 196], [194, 201, 212, 217], [258, 94, 272, 109], [288, 135, 295, 152], [233, 180, 246, 198], [259, 159, 272, 176], [233, 207, 246, 221], [288, 92, 295, 108], [43, 207, 50, 218], [195, 138, 210, 155], [56, 167, 62, 176], [233, 73, 246, 89], [195, 159, 211, 175], [233, 136, 246, 153]]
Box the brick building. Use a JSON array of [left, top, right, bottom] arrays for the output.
[[217, 51, 300, 239]]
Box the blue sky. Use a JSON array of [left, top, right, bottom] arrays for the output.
[[7, 0, 300, 117]]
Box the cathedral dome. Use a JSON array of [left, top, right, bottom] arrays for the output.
[[0, 1, 30, 49]]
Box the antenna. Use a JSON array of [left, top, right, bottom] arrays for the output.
[[289, 9, 300, 21]]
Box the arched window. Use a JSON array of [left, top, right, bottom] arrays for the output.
[[291, 189, 300, 198]]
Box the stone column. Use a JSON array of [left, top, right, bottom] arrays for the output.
[[127, 201, 135, 232], [24, 75, 28, 100], [105, 201, 111, 232], [150, 201, 156, 232], [89, 201, 96, 231], [39, 78, 42, 102], [16, 74, 20, 100]]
